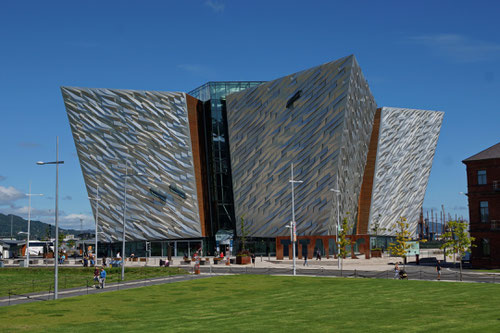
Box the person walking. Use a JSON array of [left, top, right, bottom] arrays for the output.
[[99, 267, 107, 289], [93, 266, 100, 288], [303, 255, 308, 266], [316, 249, 321, 261], [394, 262, 400, 279], [436, 260, 441, 281]]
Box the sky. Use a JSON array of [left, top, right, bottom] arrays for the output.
[[0, 1, 499, 230]]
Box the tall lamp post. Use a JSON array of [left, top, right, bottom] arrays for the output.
[[37, 136, 64, 300], [88, 185, 100, 265], [25, 182, 43, 267], [289, 163, 303, 276], [330, 174, 341, 269], [120, 161, 145, 281]]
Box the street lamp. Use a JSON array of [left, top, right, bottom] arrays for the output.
[[289, 163, 302, 276], [120, 160, 145, 281], [88, 184, 100, 266], [330, 174, 341, 270], [37, 136, 64, 300], [25, 182, 43, 267]]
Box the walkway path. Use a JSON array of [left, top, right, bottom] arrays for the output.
[[0, 274, 209, 307]]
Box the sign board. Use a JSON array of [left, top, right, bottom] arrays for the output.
[[215, 230, 233, 245], [405, 241, 420, 256]]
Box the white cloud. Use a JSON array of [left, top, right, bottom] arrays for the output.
[[0, 186, 25, 205], [66, 41, 99, 48], [205, 0, 225, 13], [1, 205, 53, 219], [177, 64, 216, 77], [410, 34, 500, 63], [18, 141, 42, 148], [60, 213, 94, 230]]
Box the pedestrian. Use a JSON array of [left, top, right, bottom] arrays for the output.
[[90, 253, 95, 266], [99, 267, 107, 289], [303, 255, 308, 266], [316, 250, 321, 261], [83, 256, 88, 267], [394, 262, 400, 279], [93, 266, 100, 288], [102, 255, 107, 267], [116, 252, 121, 259], [251, 253, 256, 266], [436, 260, 441, 281]]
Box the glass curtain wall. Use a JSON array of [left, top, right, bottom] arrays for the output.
[[189, 82, 265, 236]]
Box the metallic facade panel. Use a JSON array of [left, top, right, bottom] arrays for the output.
[[226, 56, 377, 237], [368, 107, 444, 237], [62, 87, 202, 241]]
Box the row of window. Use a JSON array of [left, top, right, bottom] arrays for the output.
[[480, 201, 489, 222], [477, 169, 487, 185], [479, 238, 490, 257]]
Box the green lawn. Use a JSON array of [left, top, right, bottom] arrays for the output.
[[0, 266, 186, 296], [472, 269, 500, 273], [2, 275, 500, 332]]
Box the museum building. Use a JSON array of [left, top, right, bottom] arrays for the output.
[[62, 55, 443, 259]]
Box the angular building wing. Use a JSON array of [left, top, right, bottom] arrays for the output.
[[358, 107, 444, 238], [226, 55, 377, 237], [62, 87, 207, 241]]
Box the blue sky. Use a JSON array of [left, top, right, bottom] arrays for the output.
[[0, 1, 499, 230]]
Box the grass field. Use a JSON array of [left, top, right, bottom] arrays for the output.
[[0, 266, 186, 297], [1, 275, 500, 332]]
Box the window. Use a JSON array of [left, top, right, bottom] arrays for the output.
[[482, 238, 490, 257], [480, 201, 489, 222], [477, 170, 487, 185]]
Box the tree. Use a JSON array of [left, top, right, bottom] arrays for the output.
[[371, 214, 385, 250], [67, 239, 76, 249], [239, 216, 248, 252], [388, 217, 412, 268], [440, 220, 475, 281], [337, 213, 351, 272]]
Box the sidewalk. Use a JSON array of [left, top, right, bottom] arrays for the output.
[[0, 274, 209, 307]]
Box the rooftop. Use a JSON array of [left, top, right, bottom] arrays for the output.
[[463, 142, 500, 162]]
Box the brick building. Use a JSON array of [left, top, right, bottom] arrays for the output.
[[463, 142, 500, 268]]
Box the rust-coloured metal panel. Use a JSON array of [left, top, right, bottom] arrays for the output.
[[186, 95, 210, 237], [357, 108, 382, 234]]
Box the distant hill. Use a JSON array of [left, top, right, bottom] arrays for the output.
[[0, 213, 92, 240]]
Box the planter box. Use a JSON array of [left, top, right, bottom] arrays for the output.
[[236, 256, 251, 265], [371, 250, 382, 258]]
